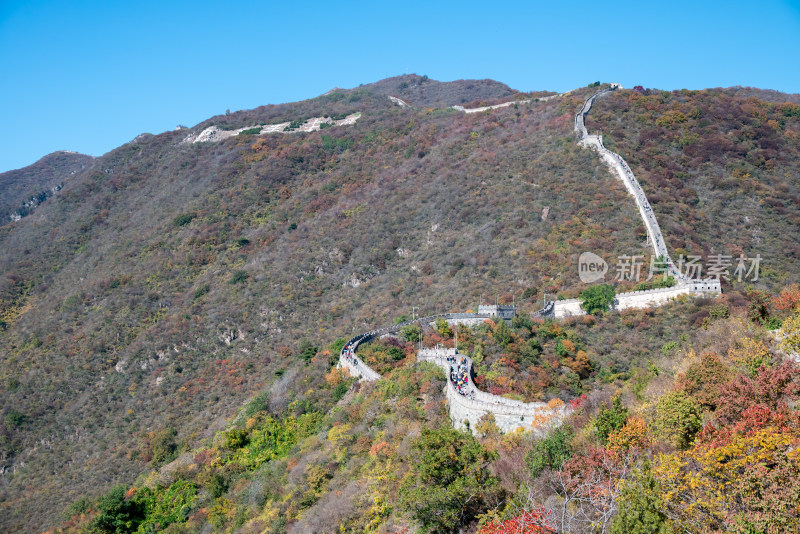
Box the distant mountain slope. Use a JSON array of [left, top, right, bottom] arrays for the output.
[[586, 87, 800, 287], [356, 74, 519, 107], [0, 80, 641, 531], [189, 74, 527, 134], [1, 77, 799, 531], [721, 86, 800, 105], [0, 151, 94, 224]]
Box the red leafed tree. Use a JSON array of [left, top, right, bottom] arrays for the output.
[[714, 361, 800, 426], [479, 509, 556, 534], [774, 284, 800, 313]]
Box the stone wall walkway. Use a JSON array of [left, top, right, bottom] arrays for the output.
[[418, 347, 567, 434], [336, 84, 722, 432]]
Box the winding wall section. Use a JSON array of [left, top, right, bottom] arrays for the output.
[[337, 84, 721, 432], [575, 85, 680, 278], [418, 347, 567, 434], [338, 312, 491, 382]]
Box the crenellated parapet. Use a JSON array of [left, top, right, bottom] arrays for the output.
[[418, 347, 568, 434], [543, 281, 722, 318], [338, 313, 491, 382]]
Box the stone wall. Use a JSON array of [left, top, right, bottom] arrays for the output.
[[418, 348, 567, 435], [444, 317, 488, 327], [338, 313, 491, 382], [478, 305, 517, 319], [553, 299, 584, 318], [446, 387, 565, 435], [576, 86, 687, 281], [552, 281, 721, 318], [338, 332, 381, 382], [339, 354, 381, 382], [616, 281, 720, 310]]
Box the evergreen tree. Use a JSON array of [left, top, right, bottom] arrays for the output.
[[401, 427, 499, 533], [579, 284, 616, 314], [611, 461, 673, 534]]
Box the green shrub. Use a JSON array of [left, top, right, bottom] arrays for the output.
[[134, 480, 198, 532], [193, 284, 210, 299], [579, 284, 616, 314], [62, 497, 91, 522], [661, 340, 679, 356], [239, 128, 262, 135], [332, 381, 349, 402], [400, 427, 499, 533], [270, 516, 287, 534], [230, 270, 248, 284], [321, 135, 354, 152], [226, 413, 321, 470], [4, 409, 25, 428], [172, 213, 195, 226], [386, 346, 405, 362], [434, 317, 453, 338], [634, 275, 676, 291], [242, 391, 269, 419], [492, 319, 512, 347], [708, 304, 729, 319], [298, 339, 318, 362], [400, 324, 422, 342], [654, 390, 702, 449], [594, 395, 628, 444], [526, 425, 574, 477], [206, 473, 228, 499], [92, 485, 145, 533], [151, 427, 178, 466], [225, 428, 250, 449], [610, 460, 673, 534], [283, 120, 304, 131]]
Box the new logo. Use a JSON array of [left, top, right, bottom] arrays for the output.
[[578, 252, 608, 283]]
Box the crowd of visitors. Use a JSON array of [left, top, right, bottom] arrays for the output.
[[449, 356, 474, 398], [342, 342, 359, 365]]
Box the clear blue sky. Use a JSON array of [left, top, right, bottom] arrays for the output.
[[1, 0, 798, 173]]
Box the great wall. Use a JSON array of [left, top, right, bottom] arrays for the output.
[[183, 112, 362, 144], [337, 84, 722, 435]]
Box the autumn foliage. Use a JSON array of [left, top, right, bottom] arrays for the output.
[[479, 509, 556, 534]]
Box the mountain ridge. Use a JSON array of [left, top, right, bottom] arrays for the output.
[[0, 151, 94, 225], [1, 76, 799, 532]]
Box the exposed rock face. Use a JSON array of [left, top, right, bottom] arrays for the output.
[[0, 151, 94, 224]]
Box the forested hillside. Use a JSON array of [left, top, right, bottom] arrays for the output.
[[1, 75, 799, 533], [0, 151, 94, 225], [586, 86, 800, 286]]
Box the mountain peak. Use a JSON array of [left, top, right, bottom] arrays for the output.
[[353, 74, 519, 107]]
